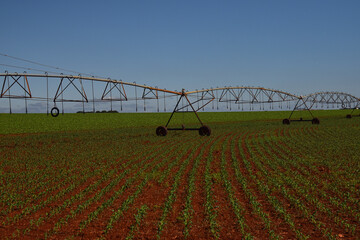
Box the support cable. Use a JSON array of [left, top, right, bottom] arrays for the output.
[[0, 63, 63, 75], [0, 53, 103, 78]]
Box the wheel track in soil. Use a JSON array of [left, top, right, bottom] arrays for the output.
[[179, 135, 220, 239], [205, 132, 250, 239], [156, 136, 215, 239], [204, 132, 237, 239], [187, 135, 219, 239]]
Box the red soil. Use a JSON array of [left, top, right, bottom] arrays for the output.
[[1, 124, 358, 239]]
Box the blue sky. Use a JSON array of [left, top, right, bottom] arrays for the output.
[[1, 0, 359, 97]]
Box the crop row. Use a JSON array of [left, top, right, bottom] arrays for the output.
[[0, 118, 359, 239]]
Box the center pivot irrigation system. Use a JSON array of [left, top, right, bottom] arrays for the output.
[[1, 72, 360, 136]]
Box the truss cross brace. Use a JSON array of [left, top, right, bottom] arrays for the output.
[[1, 75, 32, 98], [54, 77, 88, 102], [101, 81, 127, 101], [165, 91, 204, 128]]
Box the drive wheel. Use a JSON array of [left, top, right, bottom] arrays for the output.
[[51, 107, 60, 117], [312, 118, 320, 124], [282, 118, 290, 125], [156, 126, 168, 136], [199, 125, 211, 136]]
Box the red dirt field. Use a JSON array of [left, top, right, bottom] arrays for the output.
[[0, 120, 359, 239]]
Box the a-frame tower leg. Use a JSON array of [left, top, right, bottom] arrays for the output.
[[282, 97, 320, 125], [156, 90, 211, 136]]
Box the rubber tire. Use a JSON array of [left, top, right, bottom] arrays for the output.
[[199, 125, 211, 136], [156, 126, 168, 136], [312, 118, 320, 124], [51, 107, 60, 117], [282, 119, 290, 125], [346, 114, 352, 119]]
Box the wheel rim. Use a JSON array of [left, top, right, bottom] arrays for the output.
[[156, 126, 167, 136], [282, 119, 290, 125], [312, 118, 320, 124], [51, 107, 59, 117], [199, 126, 211, 136]]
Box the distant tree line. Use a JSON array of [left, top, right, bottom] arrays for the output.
[[76, 110, 119, 113]]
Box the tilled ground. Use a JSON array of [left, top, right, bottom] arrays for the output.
[[0, 119, 359, 239]]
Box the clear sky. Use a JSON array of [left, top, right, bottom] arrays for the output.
[[1, 0, 359, 97]]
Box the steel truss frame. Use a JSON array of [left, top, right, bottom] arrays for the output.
[[192, 87, 320, 124], [0, 73, 213, 135], [193, 87, 299, 104], [2, 72, 360, 134], [303, 91, 360, 118]]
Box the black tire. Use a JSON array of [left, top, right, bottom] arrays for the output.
[[156, 126, 167, 136], [51, 107, 60, 117], [282, 118, 290, 125], [312, 118, 320, 124], [199, 125, 211, 136], [346, 114, 352, 119]]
